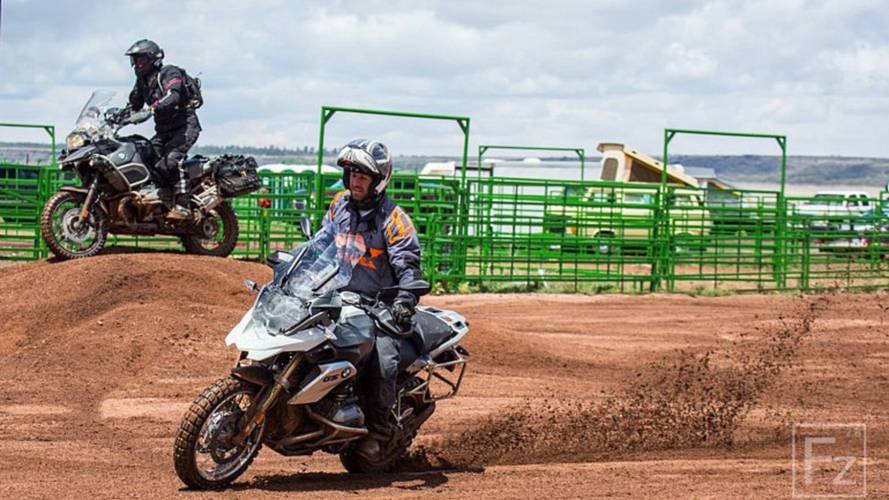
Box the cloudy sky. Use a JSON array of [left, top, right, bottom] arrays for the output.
[[2, 0, 888, 158]]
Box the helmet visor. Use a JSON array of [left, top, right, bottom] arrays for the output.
[[129, 54, 153, 70]]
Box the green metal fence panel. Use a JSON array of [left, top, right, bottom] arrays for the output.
[[662, 128, 788, 291], [783, 192, 889, 290], [663, 185, 783, 292], [459, 176, 661, 292], [0, 163, 50, 259], [0, 123, 57, 259]]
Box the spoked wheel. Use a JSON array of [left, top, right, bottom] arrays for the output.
[[181, 202, 239, 257], [40, 191, 107, 260], [173, 377, 264, 490]]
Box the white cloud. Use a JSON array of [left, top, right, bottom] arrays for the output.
[[1, 0, 889, 157]]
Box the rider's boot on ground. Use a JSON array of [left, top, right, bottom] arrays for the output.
[[355, 424, 395, 462], [355, 435, 382, 461]]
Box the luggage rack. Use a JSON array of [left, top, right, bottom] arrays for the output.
[[409, 343, 469, 404]]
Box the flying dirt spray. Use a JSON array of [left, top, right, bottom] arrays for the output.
[[409, 296, 829, 469]]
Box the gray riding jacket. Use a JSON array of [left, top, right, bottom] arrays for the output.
[[322, 191, 422, 307]]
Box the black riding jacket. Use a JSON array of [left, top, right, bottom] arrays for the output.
[[322, 191, 423, 307], [128, 65, 200, 134]]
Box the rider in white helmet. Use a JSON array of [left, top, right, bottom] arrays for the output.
[[324, 139, 422, 462]]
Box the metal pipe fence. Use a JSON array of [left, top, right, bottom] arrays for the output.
[[2, 162, 887, 293]]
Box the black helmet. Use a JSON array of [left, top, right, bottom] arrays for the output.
[[125, 39, 164, 75], [336, 139, 393, 197]]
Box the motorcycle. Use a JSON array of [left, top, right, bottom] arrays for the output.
[[173, 223, 470, 489], [40, 90, 260, 260]]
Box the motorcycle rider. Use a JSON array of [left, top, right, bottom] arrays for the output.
[[123, 39, 200, 220], [323, 139, 422, 461]]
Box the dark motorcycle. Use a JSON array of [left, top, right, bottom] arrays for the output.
[[40, 90, 260, 259], [173, 224, 470, 489]]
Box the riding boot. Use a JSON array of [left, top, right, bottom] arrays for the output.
[[167, 169, 191, 221], [355, 424, 395, 462]]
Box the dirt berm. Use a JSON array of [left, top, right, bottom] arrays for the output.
[[0, 252, 887, 498]]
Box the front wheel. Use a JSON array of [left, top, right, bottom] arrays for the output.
[[181, 202, 239, 257], [173, 377, 263, 490], [40, 191, 107, 260]]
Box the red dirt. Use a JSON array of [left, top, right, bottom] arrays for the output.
[[0, 253, 886, 498]]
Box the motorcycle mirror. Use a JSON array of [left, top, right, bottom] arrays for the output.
[[299, 217, 313, 239], [244, 279, 259, 293], [266, 251, 293, 268]]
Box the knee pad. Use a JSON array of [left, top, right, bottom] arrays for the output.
[[166, 151, 186, 172]]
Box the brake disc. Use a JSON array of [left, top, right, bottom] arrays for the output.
[[60, 209, 96, 243], [200, 215, 220, 240], [204, 410, 244, 464]]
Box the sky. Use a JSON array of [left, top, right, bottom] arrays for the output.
[[2, 0, 889, 158]]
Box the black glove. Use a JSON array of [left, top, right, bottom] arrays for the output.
[[391, 301, 415, 329]]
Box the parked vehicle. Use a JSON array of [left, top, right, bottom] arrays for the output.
[[41, 90, 260, 259], [793, 191, 872, 231], [544, 185, 710, 254], [173, 224, 469, 489]]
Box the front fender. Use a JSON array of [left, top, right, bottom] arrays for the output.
[[59, 186, 90, 195]]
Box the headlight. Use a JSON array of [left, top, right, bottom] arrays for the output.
[[66, 132, 87, 150]]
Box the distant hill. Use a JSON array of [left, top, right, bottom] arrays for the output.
[[671, 155, 889, 186]]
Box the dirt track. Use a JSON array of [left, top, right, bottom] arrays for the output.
[[0, 253, 886, 498]]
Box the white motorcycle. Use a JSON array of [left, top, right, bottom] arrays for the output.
[[173, 223, 469, 489]]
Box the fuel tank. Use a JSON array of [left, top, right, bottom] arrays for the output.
[[99, 142, 151, 192]]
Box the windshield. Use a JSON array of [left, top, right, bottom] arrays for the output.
[[74, 90, 115, 135], [248, 225, 366, 335]]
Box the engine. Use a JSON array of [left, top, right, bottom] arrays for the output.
[[311, 381, 365, 429]]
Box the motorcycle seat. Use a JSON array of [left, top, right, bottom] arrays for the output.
[[182, 155, 209, 166], [181, 155, 211, 179]]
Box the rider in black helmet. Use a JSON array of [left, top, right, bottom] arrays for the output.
[[124, 39, 200, 220]]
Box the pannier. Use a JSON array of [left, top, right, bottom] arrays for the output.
[[211, 155, 261, 198]]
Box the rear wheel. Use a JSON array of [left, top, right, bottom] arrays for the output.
[[40, 191, 107, 260], [181, 202, 239, 257], [173, 377, 263, 490]]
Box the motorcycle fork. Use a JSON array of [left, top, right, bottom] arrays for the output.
[[78, 178, 100, 221], [232, 353, 302, 446]]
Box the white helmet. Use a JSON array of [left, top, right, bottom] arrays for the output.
[[336, 139, 393, 195]]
